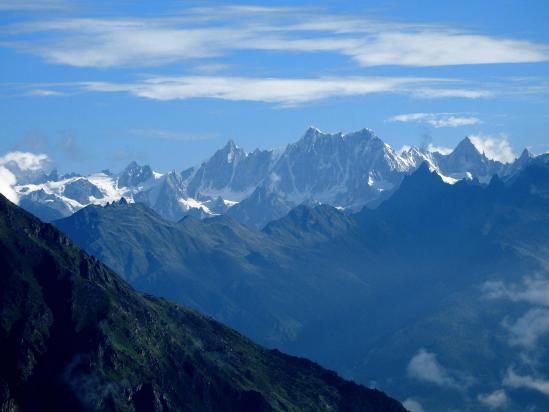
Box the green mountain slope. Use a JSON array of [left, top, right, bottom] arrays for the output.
[[0, 194, 406, 412]]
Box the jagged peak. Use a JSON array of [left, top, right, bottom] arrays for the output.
[[457, 136, 477, 149], [305, 125, 322, 135], [450, 136, 483, 158], [403, 162, 444, 187], [416, 161, 432, 174], [519, 148, 533, 160], [344, 128, 376, 140], [301, 127, 378, 146], [223, 139, 238, 150], [302, 126, 324, 143], [121, 161, 152, 173], [209, 139, 245, 163]]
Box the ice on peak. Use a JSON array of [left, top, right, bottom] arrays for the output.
[[306, 126, 322, 134], [302, 126, 323, 142], [219, 140, 242, 163], [345, 128, 375, 140]]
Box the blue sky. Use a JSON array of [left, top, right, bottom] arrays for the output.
[[0, 0, 548, 174]]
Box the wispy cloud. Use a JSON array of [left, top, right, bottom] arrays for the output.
[[27, 88, 65, 97], [410, 88, 492, 99], [504, 369, 549, 396], [389, 112, 481, 128], [426, 144, 453, 155], [4, 75, 493, 106], [483, 277, 549, 308], [483, 277, 549, 349], [504, 308, 549, 349], [75, 76, 489, 106], [3, 6, 549, 69]]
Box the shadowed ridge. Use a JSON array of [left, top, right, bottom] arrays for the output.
[[0, 193, 407, 412], [263, 203, 356, 243]]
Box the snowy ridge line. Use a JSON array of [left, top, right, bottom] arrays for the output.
[[9, 127, 542, 226]]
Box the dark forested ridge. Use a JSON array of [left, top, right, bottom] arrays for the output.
[[0, 194, 406, 412]]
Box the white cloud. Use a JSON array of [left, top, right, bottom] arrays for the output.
[[407, 349, 459, 388], [483, 277, 549, 349], [8, 76, 492, 105], [0, 151, 51, 173], [402, 398, 425, 412], [0, 166, 18, 204], [77, 76, 488, 106], [81, 76, 407, 104], [477, 390, 508, 409], [27, 89, 65, 97], [504, 369, 549, 396], [410, 88, 492, 99], [505, 308, 549, 349], [390, 113, 431, 123], [430, 116, 481, 128], [468, 134, 516, 163], [483, 277, 549, 308], [426, 144, 453, 155], [5, 8, 549, 68], [348, 31, 549, 67], [0, 151, 53, 204], [389, 112, 481, 128]]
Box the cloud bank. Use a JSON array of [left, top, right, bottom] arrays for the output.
[[0, 151, 53, 204], [0, 166, 18, 204], [468, 134, 516, 163], [483, 276, 549, 400]]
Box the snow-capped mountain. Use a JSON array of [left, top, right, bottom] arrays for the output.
[[432, 136, 505, 181], [268, 127, 422, 208], [11, 126, 542, 227], [185, 140, 279, 201]]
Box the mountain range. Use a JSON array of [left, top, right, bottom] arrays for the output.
[[0, 192, 407, 412], [12, 127, 541, 229], [55, 161, 549, 411]]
